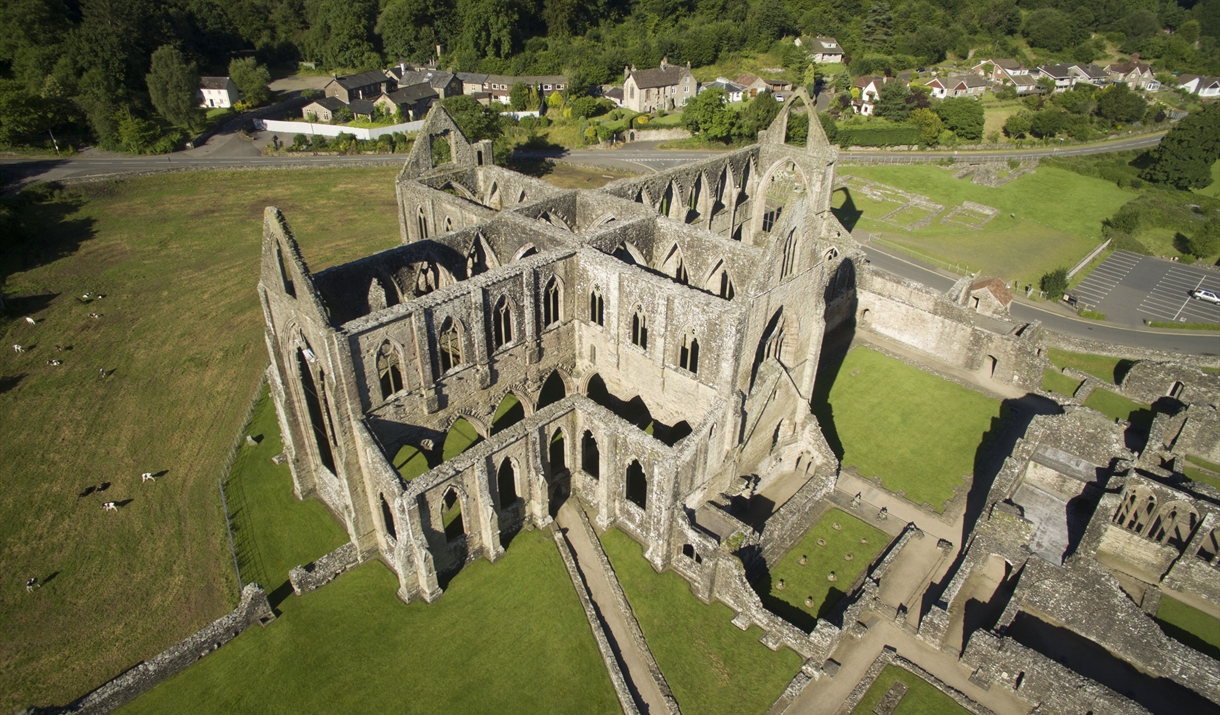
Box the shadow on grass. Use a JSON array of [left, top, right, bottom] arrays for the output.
[[1114, 359, 1138, 384], [0, 373, 25, 394], [753, 570, 844, 632], [808, 323, 856, 461], [1, 191, 97, 288], [1156, 619, 1220, 661], [268, 580, 295, 612], [830, 187, 862, 233]]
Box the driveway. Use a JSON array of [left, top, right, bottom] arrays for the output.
[[1071, 251, 1220, 327]]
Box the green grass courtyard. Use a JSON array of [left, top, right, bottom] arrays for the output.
[[834, 165, 1132, 288], [813, 347, 1002, 512], [849, 665, 972, 715], [600, 528, 802, 715], [121, 529, 620, 715], [755, 508, 889, 631], [1155, 595, 1220, 662]]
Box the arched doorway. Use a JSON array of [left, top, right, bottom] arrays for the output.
[[537, 370, 567, 410], [625, 460, 647, 509], [548, 428, 569, 518]]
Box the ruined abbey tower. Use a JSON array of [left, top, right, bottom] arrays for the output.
[[258, 91, 857, 605]]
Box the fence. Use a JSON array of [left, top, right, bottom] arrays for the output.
[[1067, 238, 1112, 278], [217, 373, 270, 593], [255, 118, 424, 140], [870, 234, 975, 276]]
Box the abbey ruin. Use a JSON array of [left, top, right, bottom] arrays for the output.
[[259, 93, 1220, 715]]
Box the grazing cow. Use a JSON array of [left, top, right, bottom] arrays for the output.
[[47, 360, 62, 366], [89, 313, 102, 319], [55, 345, 63, 352], [98, 368, 106, 379], [141, 472, 155, 483], [25, 317, 36, 325], [26, 578, 39, 592], [102, 501, 118, 511], [13, 344, 24, 353]]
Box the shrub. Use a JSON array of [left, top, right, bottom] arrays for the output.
[[634, 115, 650, 127], [1008, 158, 1020, 170], [836, 123, 922, 148], [1039, 267, 1069, 301]]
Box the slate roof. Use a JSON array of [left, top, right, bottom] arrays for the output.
[[349, 99, 376, 116], [200, 76, 231, 90], [388, 82, 439, 104], [397, 70, 456, 90], [333, 71, 394, 90], [810, 35, 842, 54], [1039, 64, 1073, 79], [1108, 59, 1152, 75], [304, 96, 347, 113], [972, 277, 1013, 306], [630, 65, 689, 89], [1073, 63, 1109, 80], [702, 79, 745, 94], [603, 87, 624, 100], [456, 72, 489, 84]]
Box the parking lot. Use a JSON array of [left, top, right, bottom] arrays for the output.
[[1070, 251, 1220, 326]]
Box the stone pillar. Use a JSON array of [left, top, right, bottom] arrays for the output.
[[522, 270, 540, 364], [471, 290, 492, 389], [642, 463, 677, 571], [400, 496, 442, 603], [413, 312, 440, 413], [473, 460, 505, 562], [526, 428, 552, 527]]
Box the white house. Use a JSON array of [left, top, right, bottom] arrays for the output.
[[925, 75, 989, 99], [854, 75, 900, 115], [1069, 63, 1110, 87], [1037, 64, 1075, 92], [798, 35, 844, 64], [699, 78, 746, 103], [1198, 77, 1220, 98], [199, 76, 239, 108]]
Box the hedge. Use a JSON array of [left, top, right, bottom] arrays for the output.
[[836, 123, 922, 147]]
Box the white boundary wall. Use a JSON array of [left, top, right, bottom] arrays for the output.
[[255, 119, 424, 139]]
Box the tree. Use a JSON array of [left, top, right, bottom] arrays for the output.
[[118, 112, 161, 153], [1003, 113, 1031, 138], [936, 97, 984, 141], [229, 58, 271, 106], [439, 95, 501, 142], [1023, 9, 1081, 52], [146, 45, 202, 128], [734, 89, 780, 141], [1185, 217, 1220, 259], [684, 87, 734, 142], [863, 1, 894, 53], [303, 0, 377, 68], [509, 82, 529, 111], [873, 81, 911, 121], [376, 0, 441, 63], [1095, 83, 1146, 124], [1179, 19, 1201, 45], [0, 80, 49, 145], [1140, 104, 1220, 190], [1039, 267, 1068, 301], [1029, 109, 1066, 138], [981, 0, 1022, 37], [909, 107, 942, 145], [1052, 86, 1096, 115]]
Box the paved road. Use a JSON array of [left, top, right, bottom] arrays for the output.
[[1071, 250, 1220, 327], [861, 242, 1220, 356], [2, 129, 1166, 184]]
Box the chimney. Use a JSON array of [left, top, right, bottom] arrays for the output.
[[1131, 52, 1139, 62], [687, 60, 691, 69], [625, 65, 631, 79], [661, 56, 668, 68]]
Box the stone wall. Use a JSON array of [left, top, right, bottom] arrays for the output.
[[289, 542, 361, 595]]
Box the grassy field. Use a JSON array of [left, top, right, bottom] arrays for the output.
[[1184, 455, 1220, 491], [1193, 162, 1220, 199], [813, 347, 1002, 512], [835, 165, 1132, 287], [1047, 348, 1134, 384], [122, 529, 621, 715], [1082, 389, 1154, 426], [0, 167, 405, 712], [1155, 595, 1220, 661], [849, 665, 971, 715], [756, 509, 888, 631], [1042, 369, 1083, 397], [224, 387, 350, 589], [600, 529, 802, 715]]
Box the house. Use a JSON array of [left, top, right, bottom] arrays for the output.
[[971, 59, 1026, 84], [1007, 74, 1043, 95], [798, 35, 844, 64], [623, 58, 698, 113], [301, 96, 348, 123], [1106, 54, 1159, 90], [699, 78, 746, 103], [385, 82, 440, 120], [1177, 74, 1202, 93], [471, 75, 568, 104], [601, 86, 625, 107], [1198, 77, 1220, 98], [736, 73, 794, 101], [390, 67, 462, 98], [853, 75, 899, 115], [199, 76, 239, 108], [349, 99, 377, 120], [925, 75, 989, 99], [1069, 63, 1110, 87], [1037, 64, 1075, 92], [325, 71, 397, 103], [455, 72, 490, 95]]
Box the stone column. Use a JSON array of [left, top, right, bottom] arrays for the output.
[[473, 460, 505, 562]]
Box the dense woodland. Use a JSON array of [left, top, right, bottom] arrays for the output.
[[0, 0, 1218, 151]]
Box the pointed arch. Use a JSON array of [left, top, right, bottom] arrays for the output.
[[466, 233, 500, 277], [376, 340, 404, 399], [380, 493, 397, 540], [631, 307, 648, 349], [588, 287, 605, 326], [491, 392, 525, 434], [537, 369, 568, 409], [543, 276, 562, 327], [705, 259, 735, 300], [441, 486, 464, 541], [679, 331, 700, 374], [444, 216, 453, 233], [297, 347, 336, 473], [549, 427, 567, 474], [442, 418, 482, 461], [512, 243, 538, 261], [497, 458, 518, 509], [487, 181, 502, 209], [417, 206, 429, 239], [625, 460, 647, 509], [493, 294, 514, 348], [659, 182, 675, 217], [686, 173, 703, 223], [591, 212, 618, 228], [440, 181, 476, 201], [780, 229, 799, 279], [438, 317, 464, 373], [581, 430, 600, 478], [660, 243, 689, 284], [612, 241, 646, 266]]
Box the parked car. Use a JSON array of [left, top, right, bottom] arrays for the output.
[[1189, 288, 1220, 304]]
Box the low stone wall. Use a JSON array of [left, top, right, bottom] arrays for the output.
[[758, 471, 838, 569], [629, 128, 692, 142], [38, 584, 274, 715], [840, 648, 997, 715], [550, 525, 641, 715], [288, 541, 361, 595]]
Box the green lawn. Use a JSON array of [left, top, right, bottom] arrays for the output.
[[813, 348, 1002, 512], [1184, 455, 1220, 490], [836, 165, 1132, 287], [1155, 595, 1220, 661], [1192, 162, 1220, 198], [122, 529, 620, 715], [600, 529, 802, 715], [0, 167, 403, 712], [849, 665, 972, 715], [1047, 348, 1134, 384], [1042, 369, 1083, 397], [443, 417, 483, 460], [224, 386, 349, 589], [756, 509, 888, 631], [1083, 389, 1154, 426]]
